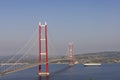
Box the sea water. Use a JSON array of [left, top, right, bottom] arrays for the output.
[[1, 63, 120, 80]]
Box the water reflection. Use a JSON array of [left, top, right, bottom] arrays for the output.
[[38, 76, 49, 80]]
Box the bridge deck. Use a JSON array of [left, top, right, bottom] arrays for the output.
[[0, 59, 71, 76]]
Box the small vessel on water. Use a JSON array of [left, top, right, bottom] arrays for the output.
[[83, 63, 101, 67]]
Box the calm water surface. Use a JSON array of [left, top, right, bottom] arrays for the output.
[[1, 63, 120, 80]]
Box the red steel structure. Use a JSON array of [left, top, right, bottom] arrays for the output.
[[68, 42, 74, 66], [38, 22, 49, 76]]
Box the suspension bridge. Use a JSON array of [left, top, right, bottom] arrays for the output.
[[0, 22, 75, 77]]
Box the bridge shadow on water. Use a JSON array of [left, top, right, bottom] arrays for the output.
[[38, 65, 95, 80], [38, 76, 49, 80], [38, 65, 72, 80]]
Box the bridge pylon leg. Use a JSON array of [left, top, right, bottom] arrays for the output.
[[38, 22, 49, 76]]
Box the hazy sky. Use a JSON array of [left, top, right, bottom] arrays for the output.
[[0, 0, 120, 56]]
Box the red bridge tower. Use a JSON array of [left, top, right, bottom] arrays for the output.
[[38, 22, 49, 76], [68, 42, 74, 66]]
